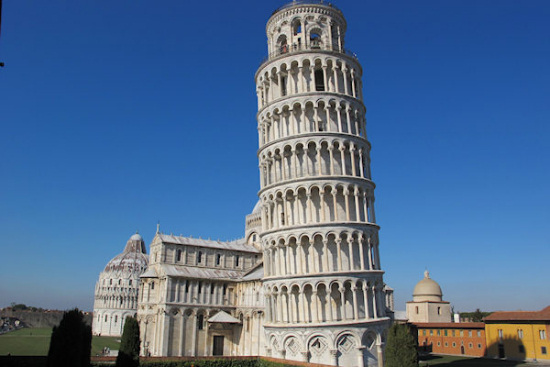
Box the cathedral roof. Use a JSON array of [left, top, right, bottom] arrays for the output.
[[242, 262, 264, 281], [141, 264, 243, 280], [157, 233, 260, 254]]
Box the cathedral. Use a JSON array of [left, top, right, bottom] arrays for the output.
[[93, 2, 393, 366]]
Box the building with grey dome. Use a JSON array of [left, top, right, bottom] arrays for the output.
[[406, 270, 451, 323], [92, 232, 149, 336]]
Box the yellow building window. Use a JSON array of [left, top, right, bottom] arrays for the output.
[[518, 329, 524, 339], [498, 329, 503, 341], [540, 330, 547, 340], [542, 346, 547, 355]]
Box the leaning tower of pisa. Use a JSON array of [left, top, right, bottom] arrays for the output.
[[256, 2, 390, 366]]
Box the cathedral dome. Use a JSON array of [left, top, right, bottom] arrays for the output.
[[252, 200, 261, 214], [413, 270, 443, 302]]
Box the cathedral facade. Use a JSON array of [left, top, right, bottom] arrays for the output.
[[94, 2, 392, 366]]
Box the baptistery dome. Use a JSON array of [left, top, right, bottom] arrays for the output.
[[92, 232, 149, 337], [103, 233, 148, 274]]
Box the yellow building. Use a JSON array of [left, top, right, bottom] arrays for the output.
[[485, 306, 550, 361]]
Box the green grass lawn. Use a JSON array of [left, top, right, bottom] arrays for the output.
[[419, 354, 529, 366], [0, 328, 120, 356]]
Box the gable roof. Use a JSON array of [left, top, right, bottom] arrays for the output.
[[208, 310, 241, 324], [484, 306, 550, 322]]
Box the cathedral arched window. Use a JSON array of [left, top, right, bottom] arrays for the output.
[[104, 315, 108, 322], [216, 254, 221, 266], [151, 282, 155, 290], [235, 255, 240, 267], [198, 281, 203, 294], [176, 249, 182, 262], [198, 251, 203, 264], [114, 316, 118, 322], [129, 280, 132, 286]]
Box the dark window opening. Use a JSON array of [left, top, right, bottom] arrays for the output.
[[223, 284, 227, 296], [315, 69, 324, 91], [216, 254, 221, 266], [198, 281, 202, 294], [235, 255, 240, 267], [176, 250, 182, 262], [211, 283, 215, 294], [185, 281, 189, 293], [197, 314, 204, 330], [151, 282, 155, 290], [281, 76, 287, 96], [198, 251, 203, 263]]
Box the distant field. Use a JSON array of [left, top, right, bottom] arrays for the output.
[[0, 328, 120, 356]]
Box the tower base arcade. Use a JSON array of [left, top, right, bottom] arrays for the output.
[[264, 321, 389, 367]]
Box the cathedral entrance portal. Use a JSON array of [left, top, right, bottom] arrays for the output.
[[213, 335, 224, 356]]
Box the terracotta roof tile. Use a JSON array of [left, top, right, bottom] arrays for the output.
[[484, 306, 550, 322], [413, 322, 485, 329]]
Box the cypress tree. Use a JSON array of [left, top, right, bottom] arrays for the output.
[[385, 323, 418, 367], [116, 316, 140, 367], [47, 308, 92, 367]]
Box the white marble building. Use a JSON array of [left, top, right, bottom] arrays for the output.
[[94, 2, 393, 366], [93, 233, 148, 336], [256, 2, 390, 366]]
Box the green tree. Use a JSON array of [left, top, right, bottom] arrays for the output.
[[385, 323, 418, 367], [116, 316, 140, 367], [47, 308, 92, 367], [471, 308, 484, 322]]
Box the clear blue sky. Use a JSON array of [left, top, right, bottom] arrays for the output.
[[0, 0, 548, 313]]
